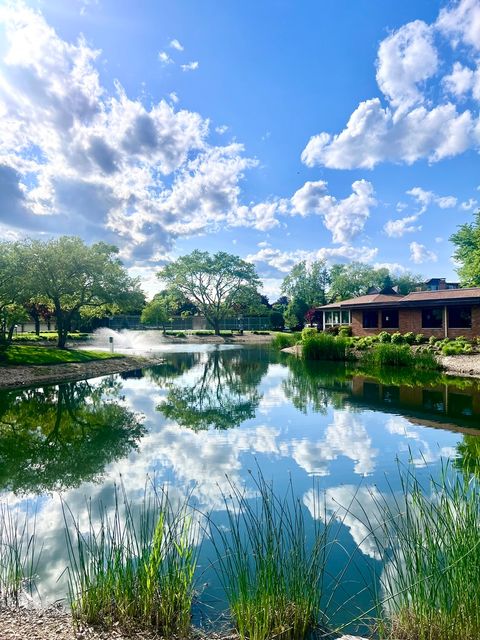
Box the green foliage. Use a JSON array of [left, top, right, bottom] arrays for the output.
[[301, 327, 318, 340], [442, 342, 473, 356], [402, 331, 416, 345], [281, 260, 329, 307], [450, 210, 480, 286], [210, 474, 330, 640], [337, 325, 352, 337], [271, 333, 298, 350], [0, 345, 121, 366], [269, 310, 285, 331], [140, 295, 175, 330], [361, 344, 439, 370], [13, 332, 89, 343], [284, 298, 309, 330], [415, 333, 426, 344], [378, 331, 392, 343], [372, 466, 480, 640], [0, 504, 39, 606], [428, 335, 438, 345], [302, 334, 348, 361], [17, 237, 144, 348], [158, 250, 261, 335], [328, 262, 389, 301], [390, 332, 405, 344], [64, 485, 198, 636]]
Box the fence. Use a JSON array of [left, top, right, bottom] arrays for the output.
[[108, 315, 272, 331]]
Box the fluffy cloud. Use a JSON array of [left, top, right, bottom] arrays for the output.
[[246, 243, 378, 274], [301, 0, 480, 169], [169, 39, 184, 52], [0, 5, 265, 263], [181, 61, 199, 72], [384, 214, 421, 238], [291, 179, 376, 244], [410, 241, 438, 264]]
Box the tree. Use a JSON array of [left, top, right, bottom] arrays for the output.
[[284, 298, 309, 330], [328, 263, 390, 301], [0, 243, 30, 344], [141, 294, 177, 333], [450, 212, 480, 286], [281, 260, 329, 307], [19, 237, 145, 348], [157, 251, 261, 335], [394, 272, 425, 295]]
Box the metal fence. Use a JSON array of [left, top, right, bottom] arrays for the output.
[[108, 315, 272, 331]]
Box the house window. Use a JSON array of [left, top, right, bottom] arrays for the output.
[[422, 307, 443, 329], [381, 309, 399, 328], [363, 310, 378, 329], [324, 309, 350, 327], [448, 306, 472, 328]]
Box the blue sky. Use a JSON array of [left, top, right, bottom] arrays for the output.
[[0, 0, 479, 299]]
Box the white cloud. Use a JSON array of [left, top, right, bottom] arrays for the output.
[[384, 214, 421, 238], [301, 1, 480, 169], [169, 91, 179, 103], [181, 61, 199, 72], [169, 38, 184, 52], [376, 20, 438, 112], [246, 243, 378, 274], [158, 51, 173, 65], [461, 197, 478, 210], [410, 241, 438, 264], [215, 124, 228, 134], [407, 186, 457, 212], [291, 179, 376, 244]]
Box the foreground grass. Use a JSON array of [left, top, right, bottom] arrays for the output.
[[0, 345, 121, 366], [367, 466, 480, 640], [210, 474, 331, 640], [64, 485, 198, 636]]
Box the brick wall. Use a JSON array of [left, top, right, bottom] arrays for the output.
[[349, 305, 480, 338]]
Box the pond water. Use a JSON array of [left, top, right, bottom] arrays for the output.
[[1, 343, 479, 631]]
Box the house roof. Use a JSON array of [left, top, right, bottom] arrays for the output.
[[319, 287, 480, 310], [319, 293, 404, 310]]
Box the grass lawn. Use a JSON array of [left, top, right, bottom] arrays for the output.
[[0, 345, 122, 366]]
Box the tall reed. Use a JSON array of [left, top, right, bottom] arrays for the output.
[[302, 333, 348, 361], [361, 465, 480, 640], [360, 343, 438, 369], [63, 483, 199, 636], [272, 332, 299, 350], [0, 503, 39, 605], [210, 473, 332, 640]]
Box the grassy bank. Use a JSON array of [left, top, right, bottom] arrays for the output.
[[0, 345, 121, 366]]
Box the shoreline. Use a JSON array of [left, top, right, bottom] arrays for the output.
[[0, 354, 164, 390], [281, 345, 480, 379]]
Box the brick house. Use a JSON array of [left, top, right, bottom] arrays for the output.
[[318, 286, 480, 339]]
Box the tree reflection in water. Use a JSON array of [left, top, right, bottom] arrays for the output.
[[0, 378, 145, 494], [155, 348, 270, 431]]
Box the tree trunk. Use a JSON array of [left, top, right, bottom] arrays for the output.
[[213, 319, 220, 336], [7, 324, 15, 344], [55, 307, 67, 349]]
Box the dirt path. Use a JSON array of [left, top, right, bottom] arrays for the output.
[[0, 355, 164, 390]]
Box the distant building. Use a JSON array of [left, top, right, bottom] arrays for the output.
[[318, 285, 480, 339], [424, 277, 459, 291]]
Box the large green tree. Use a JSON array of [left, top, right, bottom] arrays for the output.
[[450, 212, 480, 286], [19, 237, 145, 348], [328, 263, 390, 301], [281, 260, 329, 307], [0, 242, 31, 344], [157, 250, 261, 335]]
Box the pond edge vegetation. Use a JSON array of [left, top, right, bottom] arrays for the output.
[[3, 466, 480, 640]]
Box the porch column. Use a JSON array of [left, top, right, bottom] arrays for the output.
[[444, 305, 448, 338]]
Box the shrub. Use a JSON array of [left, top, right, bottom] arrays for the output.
[[415, 333, 426, 344], [403, 331, 416, 345], [302, 334, 348, 361], [324, 325, 339, 335], [301, 327, 318, 340], [337, 325, 352, 337], [378, 331, 392, 343], [428, 335, 438, 345], [175, 332, 187, 338], [390, 332, 404, 344]]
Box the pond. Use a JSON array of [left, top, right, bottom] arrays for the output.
[[1, 343, 479, 633]]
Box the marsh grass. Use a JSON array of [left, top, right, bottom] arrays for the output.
[[272, 333, 299, 350], [358, 464, 480, 640], [302, 334, 348, 361], [63, 483, 199, 635], [210, 473, 335, 640], [0, 503, 40, 606], [360, 343, 438, 370]]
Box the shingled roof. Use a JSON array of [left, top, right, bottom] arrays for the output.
[[319, 287, 480, 310]]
